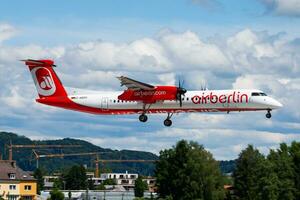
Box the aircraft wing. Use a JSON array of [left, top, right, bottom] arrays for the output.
[[117, 76, 155, 91]]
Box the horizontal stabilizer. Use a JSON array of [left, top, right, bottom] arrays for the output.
[[21, 59, 56, 67]]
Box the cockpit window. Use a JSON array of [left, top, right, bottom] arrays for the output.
[[252, 92, 267, 96]]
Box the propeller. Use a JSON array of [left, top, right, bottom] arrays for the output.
[[176, 79, 187, 107]]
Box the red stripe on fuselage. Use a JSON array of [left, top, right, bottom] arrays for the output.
[[36, 96, 266, 115]]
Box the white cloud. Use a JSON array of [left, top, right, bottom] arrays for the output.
[[157, 73, 176, 86], [160, 31, 229, 69], [1, 86, 27, 108], [226, 29, 299, 76], [260, 0, 300, 16], [63, 38, 172, 73], [0, 23, 17, 43]]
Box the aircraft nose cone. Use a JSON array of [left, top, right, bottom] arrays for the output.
[[276, 101, 283, 108], [271, 99, 283, 109]]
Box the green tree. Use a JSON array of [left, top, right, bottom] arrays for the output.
[[49, 188, 64, 200], [257, 159, 279, 200], [88, 178, 95, 190], [268, 143, 295, 200], [234, 145, 266, 200], [102, 178, 116, 185], [155, 140, 225, 200], [65, 165, 87, 190], [53, 177, 64, 190], [289, 141, 300, 199], [33, 168, 44, 194], [95, 178, 117, 190], [134, 176, 148, 197], [233, 145, 280, 200], [95, 184, 106, 190]]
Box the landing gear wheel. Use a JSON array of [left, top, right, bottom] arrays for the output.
[[266, 111, 272, 119], [164, 119, 172, 127], [139, 114, 148, 122]]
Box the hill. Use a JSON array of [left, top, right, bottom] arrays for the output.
[[0, 132, 236, 175], [0, 132, 157, 175]]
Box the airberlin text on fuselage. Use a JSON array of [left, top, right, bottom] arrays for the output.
[[134, 90, 166, 96], [192, 91, 248, 104]]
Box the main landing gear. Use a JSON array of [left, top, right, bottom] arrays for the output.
[[139, 104, 151, 123], [139, 112, 174, 127], [138, 103, 174, 127], [139, 114, 148, 122], [163, 113, 173, 127], [266, 109, 272, 119]]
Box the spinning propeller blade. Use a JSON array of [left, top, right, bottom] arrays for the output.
[[176, 79, 187, 107]]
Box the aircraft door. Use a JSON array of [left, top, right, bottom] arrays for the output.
[[101, 97, 109, 110]]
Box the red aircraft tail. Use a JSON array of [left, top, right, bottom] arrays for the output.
[[23, 59, 68, 98]]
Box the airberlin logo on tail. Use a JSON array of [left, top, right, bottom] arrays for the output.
[[31, 67, 56, 96]]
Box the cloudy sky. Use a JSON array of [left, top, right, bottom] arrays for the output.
[[0, 0, 300, 160]]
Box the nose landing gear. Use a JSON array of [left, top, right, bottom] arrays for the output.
[[266, 110, 272, 119]]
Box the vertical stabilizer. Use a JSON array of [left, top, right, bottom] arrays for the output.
[[23, 59, 67, 98]]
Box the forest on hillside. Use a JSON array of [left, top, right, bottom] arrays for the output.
[[0, 132, 157, 175]]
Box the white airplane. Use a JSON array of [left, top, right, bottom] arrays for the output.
[[23, 59, 283, 127]]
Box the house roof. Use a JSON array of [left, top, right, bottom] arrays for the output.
[[0, 160, 35, 181]]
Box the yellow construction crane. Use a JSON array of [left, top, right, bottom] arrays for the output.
[[32, 151, 156, 178], [32, 150, 99, 168], [5, 142, 81, 161]]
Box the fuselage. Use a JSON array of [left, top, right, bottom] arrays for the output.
[[37, 89, 282, 115]]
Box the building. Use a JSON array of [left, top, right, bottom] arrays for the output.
[[99, 172, 156, 191], [43, 175, 59, 190], [142, 177, 156, 192], [100, 171, 138, 189], [0, 160, 37, 200]]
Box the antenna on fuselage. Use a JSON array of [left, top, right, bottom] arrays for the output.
[[200, 80, 208, 91]]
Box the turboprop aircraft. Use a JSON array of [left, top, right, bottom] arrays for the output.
[[23, 59, 283, 127]]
